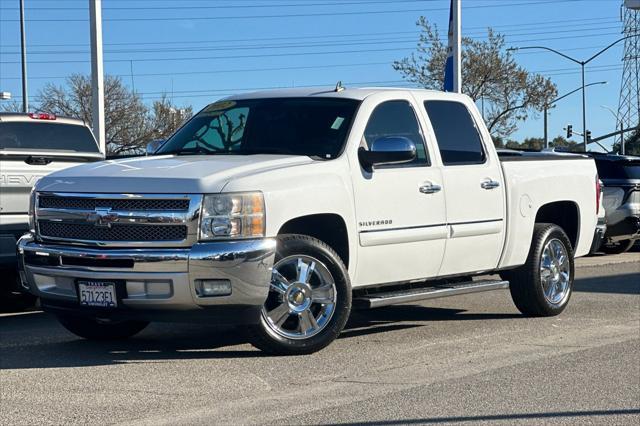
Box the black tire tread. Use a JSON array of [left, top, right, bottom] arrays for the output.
[[503, 223, 574, 317]]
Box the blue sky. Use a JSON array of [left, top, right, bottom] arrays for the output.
[[0, 0, 629, 150]]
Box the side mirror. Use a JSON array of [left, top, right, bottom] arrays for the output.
[[358, 136, 417, 172], [146, 139, 164, 156]]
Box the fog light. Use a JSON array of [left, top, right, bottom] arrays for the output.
[[195, 279, 232, 297]]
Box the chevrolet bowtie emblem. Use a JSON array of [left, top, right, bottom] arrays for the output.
[[87, 207, 117, 228]]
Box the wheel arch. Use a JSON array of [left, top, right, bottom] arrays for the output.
[[534, 200, 580, 249], [277, 213, 350, 269]]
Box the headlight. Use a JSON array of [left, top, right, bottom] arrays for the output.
[[28, 188, 36, 233], [200, 192, 265, 240]]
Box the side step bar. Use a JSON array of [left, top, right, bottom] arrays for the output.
[[353, 279, 510, 309]]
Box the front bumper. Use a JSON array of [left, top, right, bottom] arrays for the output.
[[17, 234, 276, 324]]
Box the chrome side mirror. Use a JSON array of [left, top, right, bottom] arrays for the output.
[[358, 136, 417, 172], [146, 139, 164, 156]]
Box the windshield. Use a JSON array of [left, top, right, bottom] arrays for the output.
[[0, 121, 99, 153], [156, 97, 360, 159]]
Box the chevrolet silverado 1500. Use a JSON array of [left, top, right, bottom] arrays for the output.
[[18, 88, 599, 354]]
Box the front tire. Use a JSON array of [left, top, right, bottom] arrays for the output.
[[502, 224, 574, 317], [57, 315, 149, 340], [248, 234, 351, 355]]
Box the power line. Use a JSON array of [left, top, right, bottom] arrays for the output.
[[0, 0, 586, 22], [0, 16, 618, 49], [0, 25, 624, 57]]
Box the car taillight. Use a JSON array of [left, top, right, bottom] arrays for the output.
[[595, 175, 601, 214], [28, 112, 56, 120]]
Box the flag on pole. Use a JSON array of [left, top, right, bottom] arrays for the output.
[[443, 0, 454, 92]]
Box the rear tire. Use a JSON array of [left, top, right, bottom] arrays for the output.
[[600, 239, 635, 255], [248, 234, 351, 355], [57, 315, 149, 340], [501, 224, 574, 317]]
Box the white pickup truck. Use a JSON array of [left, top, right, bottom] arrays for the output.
[[0, 113, 102, 300], [17, 88, 599, 355]]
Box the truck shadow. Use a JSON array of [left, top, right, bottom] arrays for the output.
[[0, 306, 517, 370], [0, 271, 636, 370]]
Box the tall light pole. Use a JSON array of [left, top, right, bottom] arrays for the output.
[[509, 34, 639, 152], [19, 0, 28, 113], [89, 0, 106, 155], [543, 81, 608, 148]]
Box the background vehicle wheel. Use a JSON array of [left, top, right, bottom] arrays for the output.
[[248, 234, 351, 355], [502, 223, 574, 317], [57, 315, 149, 340], [600, 239, 635, 255]]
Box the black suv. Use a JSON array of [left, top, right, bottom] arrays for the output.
[[590, 153, 640, 254]]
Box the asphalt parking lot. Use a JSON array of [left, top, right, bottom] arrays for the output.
[[1, 252, 638, 425]]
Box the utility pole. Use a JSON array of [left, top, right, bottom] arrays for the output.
[[453, 0, 462, 93], [19, 0, 28, 113], [89, 0, 106, 155]]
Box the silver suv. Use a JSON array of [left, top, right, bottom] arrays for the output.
[[592, 153, 640, 254], [0, 113, 103, 301]]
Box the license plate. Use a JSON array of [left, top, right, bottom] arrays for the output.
[[77, 280, 118, 308]]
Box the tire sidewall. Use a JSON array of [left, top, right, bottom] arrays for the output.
[[529, 226, 575, 315], [254, 235, 352, 354]]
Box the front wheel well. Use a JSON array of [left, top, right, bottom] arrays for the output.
[[534, 201, 579, 248], [277, 214, 350, 268]]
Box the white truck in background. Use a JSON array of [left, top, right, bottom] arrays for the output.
[[0, 113, 103, 301], [18, 88, 599, 354]]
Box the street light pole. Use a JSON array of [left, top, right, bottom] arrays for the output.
[[509, 34, 638, 152], [89, 0, 106, 155], [19, 0, 28, 113], [601, 105, 625, 155]]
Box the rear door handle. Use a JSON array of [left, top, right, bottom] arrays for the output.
[[419, 182, 442, 194], [481, 179, 500, 190]]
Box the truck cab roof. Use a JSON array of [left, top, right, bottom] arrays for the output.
[[223, 86, 465, 102], [0, 112, 88, 127]]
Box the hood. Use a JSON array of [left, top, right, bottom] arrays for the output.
[[36, 154, 314, 194]]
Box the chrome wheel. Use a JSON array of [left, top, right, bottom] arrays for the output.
[[262, 255, 337, 340], [540, 238, 571, 305]]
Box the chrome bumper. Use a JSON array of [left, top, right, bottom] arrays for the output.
[[17, 234, 276, 321]]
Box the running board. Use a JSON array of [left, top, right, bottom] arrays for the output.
[[353, 279, 510, 309]]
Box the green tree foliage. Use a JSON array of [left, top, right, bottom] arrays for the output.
[[34, 74, 192, 155], [393, 17, 557, 139]]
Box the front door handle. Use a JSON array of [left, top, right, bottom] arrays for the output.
[[481, 179, 500, 190], [419, 182, 442, 194]]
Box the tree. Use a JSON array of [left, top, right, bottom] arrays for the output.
[[393, 17, 557, 139], [612, 125, 640, 156], [35, 74, 192, 155]]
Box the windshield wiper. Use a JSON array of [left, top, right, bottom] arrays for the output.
[[233, 148, 298, 156]]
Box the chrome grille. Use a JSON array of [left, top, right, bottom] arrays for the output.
[[39, 196, 189, 211], [35, 193, 202, 248], [39, 222, 187, 242]]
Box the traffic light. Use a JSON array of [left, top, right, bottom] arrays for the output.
[[566, 124, 573, 139], [586, 130, 592, 141]]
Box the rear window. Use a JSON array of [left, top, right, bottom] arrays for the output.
[[0, 122, 99, 153], [594, 158, 640, 180]]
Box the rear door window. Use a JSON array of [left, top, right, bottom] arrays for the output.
[[595, 158, 640, 180], [0, 122, 99, 153], [423, 100, 486, 165]]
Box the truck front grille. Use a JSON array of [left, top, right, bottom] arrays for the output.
[[39, 196, 190, 211], [35, 193, 202, 247], [38, 222, 188, 242]]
